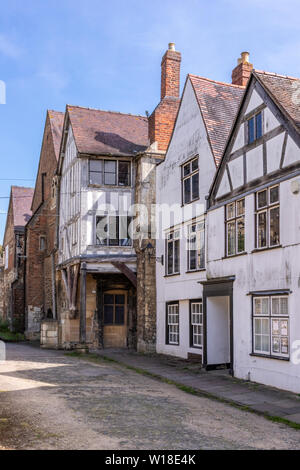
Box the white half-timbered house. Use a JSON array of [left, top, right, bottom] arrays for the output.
[[206, 70, 300, 392], [156, 69, 244, 361], [57, 105, 150, 350]]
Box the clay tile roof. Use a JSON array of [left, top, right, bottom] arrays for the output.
[[254, 70, 300, 130], [67, 105, 149, 156], [189, 75, 245, 165], [11, 186, 34, 229], [48, 110, 64, 160]]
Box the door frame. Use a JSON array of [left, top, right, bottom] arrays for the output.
[[199, 276, 235, 375], [102, 289, 128, 348]]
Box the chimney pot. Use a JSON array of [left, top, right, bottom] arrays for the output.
[[168, 42, 176, 51]]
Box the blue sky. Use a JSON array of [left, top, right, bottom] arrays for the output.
[[1, 0, 300, 242]]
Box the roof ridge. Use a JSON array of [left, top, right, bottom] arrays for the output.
[[11, 186, 34, 190], [254, 69, 300, 81], [48, 109, 64, 115], [188, 74, 245, 89], [66, 104, 148, 120]]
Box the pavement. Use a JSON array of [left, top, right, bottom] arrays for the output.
[[95, 348, 300, 426]]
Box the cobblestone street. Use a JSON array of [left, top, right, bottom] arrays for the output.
[[0, 343, 299, 450]]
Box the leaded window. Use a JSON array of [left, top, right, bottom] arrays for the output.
[[225, 198, 245, 256], [253, 295, 289, 358]]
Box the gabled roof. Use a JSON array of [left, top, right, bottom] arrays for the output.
[[254, 70, 300, 131], [67, 105, 149, 156], [189, 75, 245, 165], [11, 186, 34, 229], [48, 110, 64, 160]]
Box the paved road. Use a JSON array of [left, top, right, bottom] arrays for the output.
[[0, 343, 299, 450]]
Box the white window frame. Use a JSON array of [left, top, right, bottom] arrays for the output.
[[253, 295, 289, 359], [187, 221, 205, 271], [190, 301, 203, 348], [167, 303, 179, 345], [181, 157, 199, 205]]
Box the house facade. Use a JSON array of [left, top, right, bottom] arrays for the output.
[[3, 186, 33, 331], [156, 55, 250, 361], [25, 110, 64, 339], [206, 70, 300, 392]]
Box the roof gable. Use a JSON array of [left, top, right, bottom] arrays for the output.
[[189, 74, 245, 165], [67, 105, 149, 157], [48, 110, 64, 160], [208, 70, 300, 207], [11, 186, 34, 229]]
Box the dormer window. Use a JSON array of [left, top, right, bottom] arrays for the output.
[[89, 159, 131, 187], [247, 111, 263, 144]]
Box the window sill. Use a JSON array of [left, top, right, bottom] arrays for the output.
[[180, 197, 200, 207], [250, 353, 289, 362], [222, 252, 247, 260], [164, 273, 181, 278], [88, 184, 132, 189], [251, 245, 282, 254], [186, 268, 206, 274]]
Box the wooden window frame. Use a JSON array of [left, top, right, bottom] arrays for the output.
[[166, 302, 179, 345], [189, 299, 203, 349], [95, 215, 133, 247], [247, 111, 263, 144], [225, 198, 245, 257], [187, 221, 205, 271], [165, 230, 180, 276], [255, 185, 280, 249], [89, 159, 131, 187], [181, 156, 199, 205], [252, 294, 289, 359]]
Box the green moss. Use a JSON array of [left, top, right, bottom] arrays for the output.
[[0, 331, 25, 342]]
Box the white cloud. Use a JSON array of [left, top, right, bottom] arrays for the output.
[[0, 34, 22, 59]]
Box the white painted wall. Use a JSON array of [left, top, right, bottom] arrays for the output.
[[156, 77, 216, 360], [207, 175, 300, 392]]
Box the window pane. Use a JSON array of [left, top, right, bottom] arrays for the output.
[[96, 216, 108, 245], [248, 117, 255, 144], [89, 160, 102, 172], [281, 337, 289, 354], [270, 206, 279, 246], [256, 112, 262, 139], [183, 163, 191, 176], [254, 297, 269, 315], [236, 199, 245, 216], [174, 239, 180, 273], [167, 241, 173, 274], [261, 334, 270, 352], [184, 178, 191, 204], [270, 186, 279, 204], [115, 295, 125, 305], [257, 212, 267, 247], [108, 216, 119, 246], [192, 173, 199, 200], [118, 161, 130, 186], [237, 218, 245, 253], [254, 334, 261, 351], [257, 190, 267, 208], [119, 216, 132, 246], [104, 305, 113, 324], [90, 171, 102, 185], [104, 160, 116, 185], [189, 248, 197, 270], [227, 221, 235, 256], [197, 228, 205, 269], [104, 294, 114, 304], [227, 203, 235, 219], [192, 159, 198, 171], [115, 306, 125, 324]]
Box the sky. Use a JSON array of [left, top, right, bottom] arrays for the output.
[[1, 0, 300, 242]]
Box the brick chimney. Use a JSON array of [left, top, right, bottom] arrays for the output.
[[232, 52, 253, 86], [149, 43, 181, 152]]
